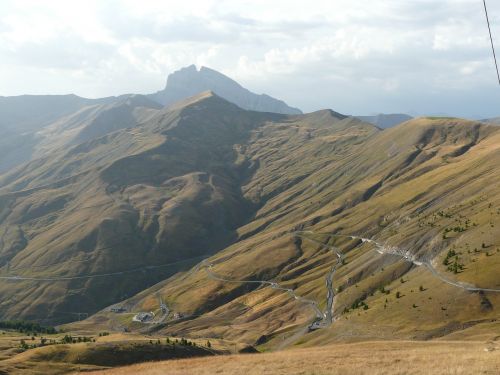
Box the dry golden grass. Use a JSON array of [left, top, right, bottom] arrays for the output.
[[90, 341, 500, 375], [0, 332, 219, 374]]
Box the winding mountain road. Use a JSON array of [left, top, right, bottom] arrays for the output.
[[198, 232, 350, 331], [2, 228, 499, 335], [0, 255, 208, 282], [201, 259, 325, 329], [296, 234, 345, 326], [323, 233, 500, 293]]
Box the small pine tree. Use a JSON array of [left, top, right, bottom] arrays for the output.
[[207, 340, 211, 348], [396, 291, 401, 299]]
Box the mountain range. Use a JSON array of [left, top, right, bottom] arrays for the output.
[[0, 67, 499, 362]]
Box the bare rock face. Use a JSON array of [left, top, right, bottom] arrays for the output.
[[149, 65, 302, 115]]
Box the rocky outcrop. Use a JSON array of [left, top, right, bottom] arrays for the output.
[[148, 65, 302, 115]]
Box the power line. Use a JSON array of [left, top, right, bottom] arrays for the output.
[[483, 0, 500, 85], [0, 255, 207, 282]]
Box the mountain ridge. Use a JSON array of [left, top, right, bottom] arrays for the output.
[[73, 113, 500, 348], [0, 85, 499, 358]]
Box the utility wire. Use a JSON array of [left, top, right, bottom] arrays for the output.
[[483, 0, 500, 85]]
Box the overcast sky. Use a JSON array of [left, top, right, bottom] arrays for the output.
[[0, 0, 499, 118]]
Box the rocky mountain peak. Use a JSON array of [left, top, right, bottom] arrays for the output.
[[149, 65, 302, 115]]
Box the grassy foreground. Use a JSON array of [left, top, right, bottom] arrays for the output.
[[91, 340, 500, 375], [0, 331, 217, 374]]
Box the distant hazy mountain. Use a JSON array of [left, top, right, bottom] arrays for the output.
[[481, 117, 500, 125], [0, 94, 113, 132], [0, 94, 105, 173], [355, 113, 412, 128], [0, 94, 160, 173], [148, 65, 302, 115]]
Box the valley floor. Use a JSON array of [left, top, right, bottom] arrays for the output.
[[91, 340, 500, 375]]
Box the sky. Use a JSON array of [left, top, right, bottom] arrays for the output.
[[0, 0, 499, 118]]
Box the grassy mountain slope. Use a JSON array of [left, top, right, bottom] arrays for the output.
[[1, 91, 499, 350], [81, 116, 500, 348], [0, 92, 286, 322]]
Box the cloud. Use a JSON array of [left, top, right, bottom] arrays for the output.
[[0, 0, 499, 118]]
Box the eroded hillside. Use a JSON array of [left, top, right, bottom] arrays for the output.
[[1, 94, 499, 349], [1, 92, 364, 323], [79, 116, 500, 348]]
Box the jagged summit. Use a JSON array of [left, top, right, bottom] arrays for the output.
[[148, 65, 302, 115]]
